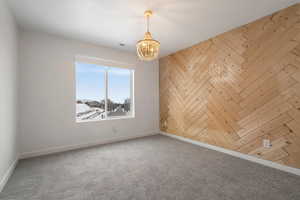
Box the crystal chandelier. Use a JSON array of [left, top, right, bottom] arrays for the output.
[[136, 10, 160, 61]]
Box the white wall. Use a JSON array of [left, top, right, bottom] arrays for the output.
[[0, 0, 19, 187], [18, 30, 159, 156]]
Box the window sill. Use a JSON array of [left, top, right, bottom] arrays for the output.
[[76, 116, 135, 123]]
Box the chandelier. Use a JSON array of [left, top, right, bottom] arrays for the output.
[[136, 10, 160, 61]]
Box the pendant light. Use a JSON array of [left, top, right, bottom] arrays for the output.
[[136, 10, 160, 61]]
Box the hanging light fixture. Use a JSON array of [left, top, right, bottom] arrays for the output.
[[136, 10, 160, 61]]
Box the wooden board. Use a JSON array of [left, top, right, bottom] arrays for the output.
[[159, 4, 300, 169]]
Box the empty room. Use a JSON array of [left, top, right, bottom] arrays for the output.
[[1, 0, 300, 199]]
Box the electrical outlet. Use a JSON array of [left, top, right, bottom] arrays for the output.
[[112, 127, 117, 134], [263, 139, 272, 148]]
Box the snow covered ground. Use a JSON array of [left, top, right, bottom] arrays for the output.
[[76, 102, 131, 122], [76, 103, 105, 122]]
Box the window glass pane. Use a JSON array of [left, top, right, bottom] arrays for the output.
[[107, 67, 132, 118], [76, 62, 106, 121]]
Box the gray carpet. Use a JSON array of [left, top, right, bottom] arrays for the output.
[[1, 135, 300, 200]]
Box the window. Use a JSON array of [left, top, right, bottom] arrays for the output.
[[76, 61, 134, 122]]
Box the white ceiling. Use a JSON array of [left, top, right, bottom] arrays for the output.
[[7, 0, 300, 57]]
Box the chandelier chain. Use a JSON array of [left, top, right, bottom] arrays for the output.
[[146, 15, 150, 32]]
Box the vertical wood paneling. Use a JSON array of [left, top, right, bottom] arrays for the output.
[[159, 4, 300, 169]]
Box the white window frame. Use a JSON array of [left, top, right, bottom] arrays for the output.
[[75, 55, 135, 122]]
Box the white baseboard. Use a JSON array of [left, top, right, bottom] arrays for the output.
[[160, 131, 300, 176], [20, 131, 159, 159], [0, 158, 18, 192]]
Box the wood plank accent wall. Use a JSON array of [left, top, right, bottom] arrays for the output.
[[159, 4, 300, 169]]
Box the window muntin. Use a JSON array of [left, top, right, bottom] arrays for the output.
[[76, 62, 134, 122]]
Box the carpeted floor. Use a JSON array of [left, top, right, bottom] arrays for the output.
[[1, 135, 300, 200]]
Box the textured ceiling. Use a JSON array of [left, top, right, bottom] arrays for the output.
[[7, 0, 300, 57]]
